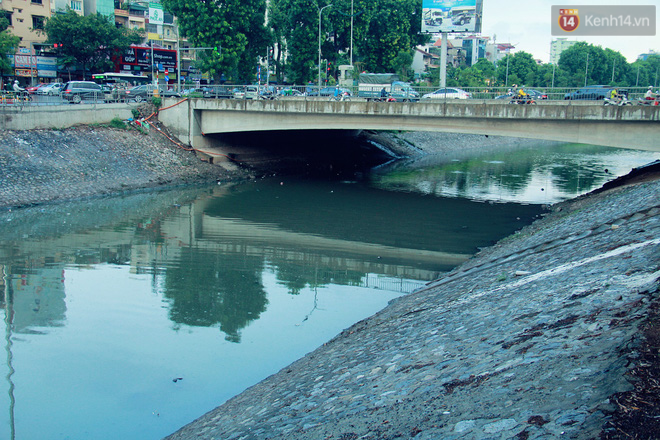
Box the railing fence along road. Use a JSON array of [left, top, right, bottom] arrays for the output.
[[1, 85, 657, 107]]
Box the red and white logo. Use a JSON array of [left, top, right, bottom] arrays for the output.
[[558, 8, 580, 32]]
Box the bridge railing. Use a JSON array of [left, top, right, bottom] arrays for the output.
[[2, 85, 656, 107]]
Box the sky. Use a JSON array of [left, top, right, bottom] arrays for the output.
[[480, 0, 659, 63]]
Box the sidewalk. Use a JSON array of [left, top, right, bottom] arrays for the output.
[[165, 169, 659, 439]]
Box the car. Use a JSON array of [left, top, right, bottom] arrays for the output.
[[245, 85, 259, 99], [525, 89, 548, 100], [26, 83, 47, 94], [306, 86, 351, 97], [159, 87, 183, 98], [564, 85, 614, 100], [495, 89, 548, 100], [201, 86, 233, 99], [232, 87, 245, 99], [61, 81, 105, 103], [421, 87, 472, 100], [38, 83, 64, 96], [124, 84, 157, 102]]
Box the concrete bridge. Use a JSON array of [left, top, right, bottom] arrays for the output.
[[158, 98, 660, 155]]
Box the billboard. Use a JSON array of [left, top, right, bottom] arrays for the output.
[[121, 46, 177, 72], [422, 0, 482, 33], [149, 3, 164, 25]]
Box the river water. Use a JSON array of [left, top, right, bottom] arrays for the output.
[[0, 142, 657, 439]]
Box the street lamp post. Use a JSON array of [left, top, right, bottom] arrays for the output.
[[350, 0, 353, 66], [318, 4, 332, 92]]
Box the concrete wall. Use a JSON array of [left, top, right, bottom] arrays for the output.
[[0, 103, 140, 130]]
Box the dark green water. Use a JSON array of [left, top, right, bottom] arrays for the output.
[[0, 142, 656, 439]]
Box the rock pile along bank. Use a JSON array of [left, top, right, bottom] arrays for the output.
[[165, 165, 659, 440], [0, 125, 248, 209]]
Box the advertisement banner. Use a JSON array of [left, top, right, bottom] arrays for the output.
[[15, 69, 36, 77], [37, 56, 58, 78], [149, 3, 164, 25], [14, 54, 36, 69], [422, 0, 482, 33], [121, 46, 177, 69]]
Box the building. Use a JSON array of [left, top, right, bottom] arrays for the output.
[[1, 0, 51, 52], [550, 38, 578, 64], [637, 50, 659, 61]]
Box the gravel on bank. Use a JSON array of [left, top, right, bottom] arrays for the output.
[[165, 171, 660, 440], [0, 124, 249, 209]]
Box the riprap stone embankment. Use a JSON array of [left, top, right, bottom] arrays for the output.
[[166, 168, 659, 440], [0, 126, 246, 209]]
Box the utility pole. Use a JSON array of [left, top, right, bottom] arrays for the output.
[[318, 4, 333, 92], [584, 52, 589, 87], [440, 33, 447, 87], [350, 0, 354, 66]]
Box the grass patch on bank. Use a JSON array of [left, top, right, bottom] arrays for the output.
[[110, 117, 127, 129]]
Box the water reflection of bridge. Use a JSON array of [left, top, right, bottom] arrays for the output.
[[179, 216, 469, 283]]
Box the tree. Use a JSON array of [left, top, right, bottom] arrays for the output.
[[161, 0, 270, 84], [629, 55, 660, 88], [267, 0, 319, 85], [495, 51, 537, 87], [392, 50, 413, 81], [558, 42, 614, 86], [472, 58, 495, 84], [0, 17, 20, 77], [358, 0, 427, 72], [45, 10, 143, 79]]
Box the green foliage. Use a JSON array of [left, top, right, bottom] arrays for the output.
[[357, 0, 428, 72], [131, 108, 141, 119], [151, 96, 162, 108], [44, 10, 144, 79], [110, 117, 127, 129], [495, 51, 537, 87], [268, 0, 427, 84], [392, 50, 414, 81], [161, 0, 269, 84], [0, 16, 19, 75]]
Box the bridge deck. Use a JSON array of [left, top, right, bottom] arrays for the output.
[[157, 99, 660, 152]]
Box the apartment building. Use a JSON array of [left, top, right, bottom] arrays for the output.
[[550, 38, 578, 64], [1, 0, 51, 51]]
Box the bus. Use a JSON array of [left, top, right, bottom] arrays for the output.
[[92, 72, 150, 87]]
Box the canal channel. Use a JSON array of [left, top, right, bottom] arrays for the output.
[[0, 141, 657, 439]]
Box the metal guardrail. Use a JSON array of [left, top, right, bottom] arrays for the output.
[[2, 86, 657, 107]]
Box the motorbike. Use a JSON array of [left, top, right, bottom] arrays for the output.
[[636, 96, 659, 106], [330, 91, 351, 102], [510, 94, 535, 105], [603, 94, 632, 106]]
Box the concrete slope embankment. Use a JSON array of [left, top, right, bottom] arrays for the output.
[[166, 173, 659, 440]]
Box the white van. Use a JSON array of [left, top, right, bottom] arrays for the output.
[[245, 85, 259, 100]]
